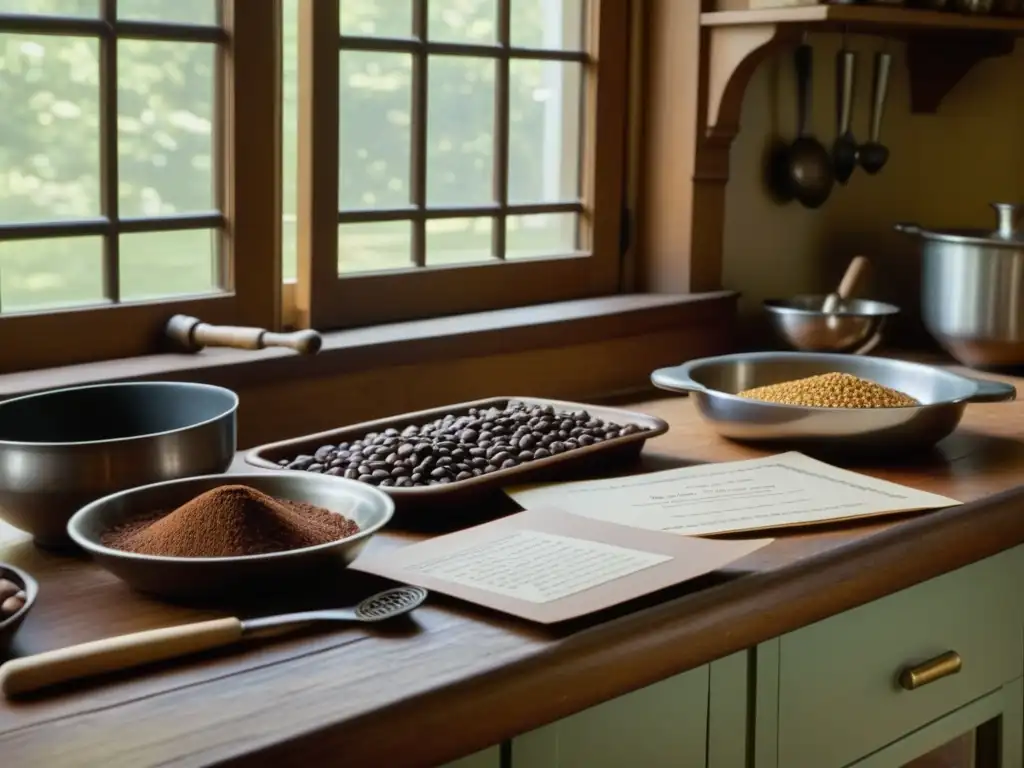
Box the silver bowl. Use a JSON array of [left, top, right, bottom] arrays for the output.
[[764, 296, 900, 354], [0, 382, 237, 547], [651, 352, 1015, 453], [0, 563, 37, 655], [68, 472, 394, 601]]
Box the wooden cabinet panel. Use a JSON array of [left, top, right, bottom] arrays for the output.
[[510, 665, 710, 768], [442, 747, 502, 768], [774, 547, 1024, 768]]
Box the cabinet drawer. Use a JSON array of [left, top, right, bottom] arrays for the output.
[[776, 547, 1024, 768]]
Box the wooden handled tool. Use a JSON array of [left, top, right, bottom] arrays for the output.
[[821, 255, 870, 314], [166, 314, 322, 355], [0, 586, 427, 698], [0, 618, 243, 698]]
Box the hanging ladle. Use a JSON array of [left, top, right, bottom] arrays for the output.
[[859, 46, 892, 175], [782, 36, 834, 209], [0, 586, 428, 698], [832, 37, 858, 185]]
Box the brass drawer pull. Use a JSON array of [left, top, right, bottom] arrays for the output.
[[898, 651, 962, 691]]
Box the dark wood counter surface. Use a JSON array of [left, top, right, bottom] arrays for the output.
[[3, 373, 1024, 767]]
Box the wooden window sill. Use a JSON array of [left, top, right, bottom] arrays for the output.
[[0, 292, 737, 446], [0, 292, 736, 398]]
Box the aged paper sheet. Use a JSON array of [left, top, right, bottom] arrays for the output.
[[405, 531, 670, 604], [352, 508, 772, 623], [507, 452, 960, 536]]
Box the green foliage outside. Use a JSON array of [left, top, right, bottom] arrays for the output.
[[0, 0, 580, 312]]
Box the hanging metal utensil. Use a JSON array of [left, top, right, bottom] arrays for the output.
[[832, 35, 859, 185], [783, 37, 835, 208], [859, 46, 892, 175]]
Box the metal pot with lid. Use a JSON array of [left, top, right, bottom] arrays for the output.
[[896, 202, 1024, 368]]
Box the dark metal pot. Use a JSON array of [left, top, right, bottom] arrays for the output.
[[0, 382, 238, 547]]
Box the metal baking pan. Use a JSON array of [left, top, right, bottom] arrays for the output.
[[244, 397, 669, 510], [651, 351, 1015, 454]]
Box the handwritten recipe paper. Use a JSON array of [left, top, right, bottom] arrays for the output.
[[352, 508, 771, 623], [507, 452, 960, 537]]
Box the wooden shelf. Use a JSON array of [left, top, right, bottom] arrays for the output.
[[702, 5, 1024, 33], [702, 5, 1020, 141]]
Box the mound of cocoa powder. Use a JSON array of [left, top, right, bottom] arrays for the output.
[[102, 484, 360, 558]]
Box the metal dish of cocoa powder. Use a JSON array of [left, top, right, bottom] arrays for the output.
[[67, 473, 394, 602], [244, 397, 669, 511]]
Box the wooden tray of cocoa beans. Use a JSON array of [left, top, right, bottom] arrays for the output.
[[244, 397, 669, 510]]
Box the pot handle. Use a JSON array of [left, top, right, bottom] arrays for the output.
[[651, 362, 708, 395], [963, 376, 1016, 404], [894, 222, 923, 236]]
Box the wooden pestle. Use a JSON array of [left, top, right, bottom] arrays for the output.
[[821, 255, 870, 314], [165, 315, 322, 356]]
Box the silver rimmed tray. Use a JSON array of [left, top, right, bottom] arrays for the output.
[[651, 352, 1015, 453]]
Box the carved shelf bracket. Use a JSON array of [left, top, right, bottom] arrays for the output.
[[699, 23, 801, 184], [706, 23, 801, 143], [905, 32, 1015, 114]]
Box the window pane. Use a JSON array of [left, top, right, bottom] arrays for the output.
[[510, 0, 584, 50], [339, 221, 412, 274], [119, 228, 217, 300], [115, 0, 217, 25], [282, 0, 298, 281], [427, 56, 494, 206], [427, 217, 493, 266], [0, 34, 100, 223], [340, 51, 412, 210], [340, 0, 410, 37], [0, 236, 104, 312], [0, 0, 96, 15], [118, 40, 215, 217], [508, 60, 581, 203], [428, 0, 495, 44], [506, 213, 576, 259]]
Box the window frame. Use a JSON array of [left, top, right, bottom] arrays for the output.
[[0, 0, 280, 373], [293, 0, 631, 330]]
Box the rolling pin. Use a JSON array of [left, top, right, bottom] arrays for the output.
[[166, 315, 322, 356]]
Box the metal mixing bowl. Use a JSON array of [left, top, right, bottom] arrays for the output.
[[651, 352, 1015, 453], [0, 563, 37, 655], [763, 296, 900, 354], [68, 472, 394, 601], [0, 382, 237, 547]]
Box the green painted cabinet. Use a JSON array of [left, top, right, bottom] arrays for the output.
[[444, 545, 1024, 768], [757, 545, 1024, 768], [510, 665, 710, 768]]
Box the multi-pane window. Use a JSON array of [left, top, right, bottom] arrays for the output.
[[0, 0, 628, 369], [289, 0, 628, 329], [0, 0, 277, 371]]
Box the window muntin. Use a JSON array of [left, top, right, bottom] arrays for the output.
[[288, 0, 627, 329], [0, 0, 278, 372]]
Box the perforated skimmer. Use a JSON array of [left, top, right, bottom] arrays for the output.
[[243, 585, 429, 633], [0, 586, 430, 698]]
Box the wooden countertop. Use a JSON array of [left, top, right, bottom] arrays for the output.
[[4, 375, 1024, 767]]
